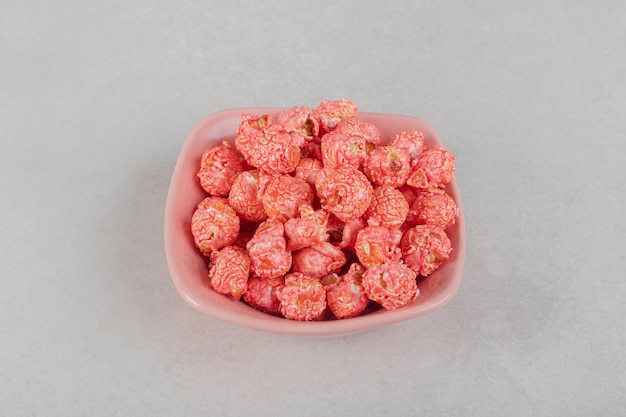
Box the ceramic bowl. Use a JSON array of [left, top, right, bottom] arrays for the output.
[[164, 108, 466, 336]]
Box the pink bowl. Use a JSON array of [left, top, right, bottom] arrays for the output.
[[164, 108, 466, 336]]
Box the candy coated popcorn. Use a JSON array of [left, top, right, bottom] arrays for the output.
[[292, 242, 347, 279], [320, 131, 367, 169], [314, 99, 358, 132], [362, 145, 412, 188], [406, 145, 456, 189], [323, 262, 369, 319], [190, 98, 459, 319], [276, 106, 320, 139], [365, 185, 409, 229], [228, 170, 267, 222], [246, 219, 292, 278], [316, 167, 373, 222], [209, 246, 250, 300], [197, 142, 245, 196], [261, 174, 314, 221], [388, 130, 427, 165], [191, 197, 240, 255], [334, 118, 382, 148], [362, 260, 418, 310], [284, 205, 329, 250], [410, 188, 458, 229], [400, 224, 452, 276], [235, 114, 305, 174], [243, 276, 284, 315], [355, 225, 401, 269], [276, 273, 327, 321], [294, 157, 324, 188]]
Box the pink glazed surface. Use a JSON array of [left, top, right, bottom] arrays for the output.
[[164, 108, 466, 336]]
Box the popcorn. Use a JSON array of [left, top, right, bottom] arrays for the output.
[[292, 242, 347, 279], [316, 167, 373, 222], [276, 273, 327, 321], [190, 99, 459, 320], [284, 205, 329, 250], [365, 185, 409, 229], [410, 188, 458, 229], [355, 225, 401, 269], [362, 260, 418, 310], [362, 145, 411, 188], [228, 170, 267, 222], [197, 142, 245, 196], [314, 99, 358, 132], [246, 219, 292, 279], [406, 145, 456, 189], [400, 224, 453, 276], [323, 263, 369, 319], [209, 246, 250, 300], [261, 174, 315, 221], [191, 197, 240, 255], [243, 276, 284, 315]]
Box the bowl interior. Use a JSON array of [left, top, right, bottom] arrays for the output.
[[164, 108, 466, 336]]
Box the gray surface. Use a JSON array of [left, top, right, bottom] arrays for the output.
[[2, 1, 625, 415]]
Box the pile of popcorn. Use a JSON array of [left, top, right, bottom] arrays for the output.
[[190, 99, 457, 321]]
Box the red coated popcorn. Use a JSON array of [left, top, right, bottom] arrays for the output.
[[246, 219, 292, 278], [235, 114, 305, 174], [191, 197, 240, 255], [197, 142, 245, 196], [284, 205, 329, 250], [316, 167, 373, 222], [362, 260, 418, 310], [228, 170, 267, 222], [314, 99, 358, 132], [410, 188, 458, 229], [388, 130, 427, 165], [189, 99, 459, 320], [276, 106, 320, 139], [292, 242, 347, 279], [355, 225, 401, 269], [334, 118, 382, 148], [323, 263, 369, 319], [320, 131, 367, 169], [243, 276, 284, 315], [209, 246, 250, 300], [294, 157, 324, 188], [400, 225, 452, 276], [406, 145, 456, 189], [365, 185, 409, 229], [261, 174, 314, 221], [362, 145, 411, 188], [276, 273, 327, 321]]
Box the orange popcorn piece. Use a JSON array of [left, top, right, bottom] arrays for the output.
[[209, 246, 250, 300], [292, 242, 347, 279], [400, 224, 452, 276], [228, 170, 267, 222], [314, 98, 358, 132], [246, 219, 292, 279], [388, 130, 427, 165], [362, 260, 418, 310], [320, 131, 367, 169], [406, 145, 456, 189], [276, 106, 320, 139], [334, 118, 382, 148], [191, 197, 240, 255], [243, 276, 284, 315], [362, 145, 412, 188], [197, 141, 245, 196], [284, 205, 329, 250], [354, 225, 402, 269], [365, 185, 410, 229], [410, 188, 458, 229], [276, 273, 327, 321], [323, 263, 369, 319], [316, 167, 373, 222], [261, 174, 314, 221]]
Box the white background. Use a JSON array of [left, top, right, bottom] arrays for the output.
[[2, 1, 625, 415]]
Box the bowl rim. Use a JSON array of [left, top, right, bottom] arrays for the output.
[[164, 108, 466, 336]]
